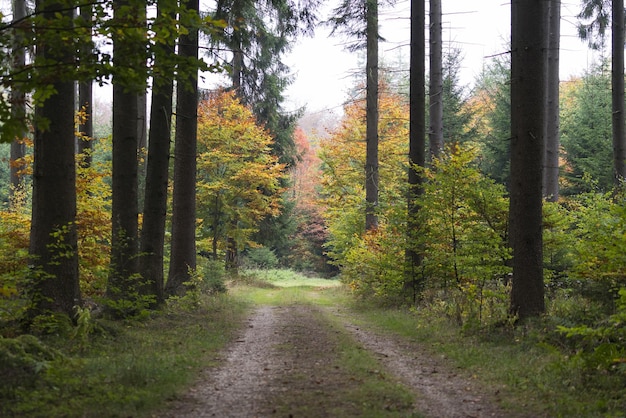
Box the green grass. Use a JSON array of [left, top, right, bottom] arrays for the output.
[[234, 270, 626, 417], [344, 303, 626, 417], [1, 293, 250, 418]]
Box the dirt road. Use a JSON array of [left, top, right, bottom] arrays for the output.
[[161, 304, 516, 418]]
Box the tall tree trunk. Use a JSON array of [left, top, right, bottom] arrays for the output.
[[76, 2, 93, 167], [509, 0, 547, 319], [139, 5, 174, 305], [544, 0, 561, 201], [428, 0, 443, 160], [167, 0, 199, 295], [405, 0, 426, 302], [28, 0, 81, 319], [365, 0, 379, 231], [9, 0, 27, 205], [108, 0, 142, 310], [612, 0, 625, 185]]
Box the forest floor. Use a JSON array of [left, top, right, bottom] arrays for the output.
[[159, 296, 530, 418]]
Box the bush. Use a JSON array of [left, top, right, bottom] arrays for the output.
[[0, 334, 63, 397], [243, 247, 279, 269]]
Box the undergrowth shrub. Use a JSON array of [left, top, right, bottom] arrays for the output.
[[557, 287, 626, 376], [342, 225, 406, 305], [415, 146, 511, 328], [0, 334, 63, 398], [243, 247, 278, 269]]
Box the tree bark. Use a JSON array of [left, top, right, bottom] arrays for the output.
[[365, 0, 379, 231], [405, 0, 426, 301], [139, 0, 175, 305], [108, 0, 142, 308], [544, 0, 561, 201], [509, 0, 547, 319], [612, 0, 625, 185], [28, 0, 81, 319], [9, 0, 27, 204], [167, 0, 199, 295], [428, 0, 443, 160]]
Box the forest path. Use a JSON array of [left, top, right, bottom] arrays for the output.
[[160, 302, 519, 418]]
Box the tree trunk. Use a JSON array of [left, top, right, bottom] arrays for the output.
[[139, 0, 175, 305], [544, 0, 561, 201], [428, 0, 443, 160], [76, 2, 93, 167], [28, 0, 81, 319], [509, 0, 547, 319], [108, 0, 142, 309], [365, 0, 379, 231], [9, 0, 27, 205], [612, 0, 625, 185], [405, 0, 426, 301], [166, 0, 199, 296]]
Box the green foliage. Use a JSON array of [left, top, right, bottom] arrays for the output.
[[342, 226, 406, 305], [196, 91, 286, 264], [414, 145, 511, 327], [558, 288, 626, 374], [102, 273, 156, 320], [560, 64, 614, 194], [568, 190, 626, 302], [1, 293, 248, 417], [471, 54, 511, 186], [243, 247, 279, 269], [0, 334, 63, 398]]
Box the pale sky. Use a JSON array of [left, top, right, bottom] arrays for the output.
[[283, 0, 599, 114]]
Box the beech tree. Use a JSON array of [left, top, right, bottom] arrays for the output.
[[509, 0, 548, 319], [9, 0, 28, 203], [195, 91, 286, 270], [167, 0, 201, 295], [139, 0, 177, 305], [107, 0, 147, 312], [28, 0, 81, 319]]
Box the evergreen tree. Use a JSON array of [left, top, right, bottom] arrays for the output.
[[473, 56, 511, 187], [429, 0, 443, 160], [405, 0, 426, 301], [561, 65, 613, 193]]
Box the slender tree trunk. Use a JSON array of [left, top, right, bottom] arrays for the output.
[[28, 0, 81, 319], [509, 0, 547, 319], [76, 2, 93, 167], [108, 0, 142, 309], [139, 0, 175, 305], [428, 0, 443, 160], [365, 0, 379, 231], [405, 0, 426, 301], [612, 0, 625, 185], [544, 0, 561, 201], [9, 0, 27, 204], [167, 0, 199, 295]]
